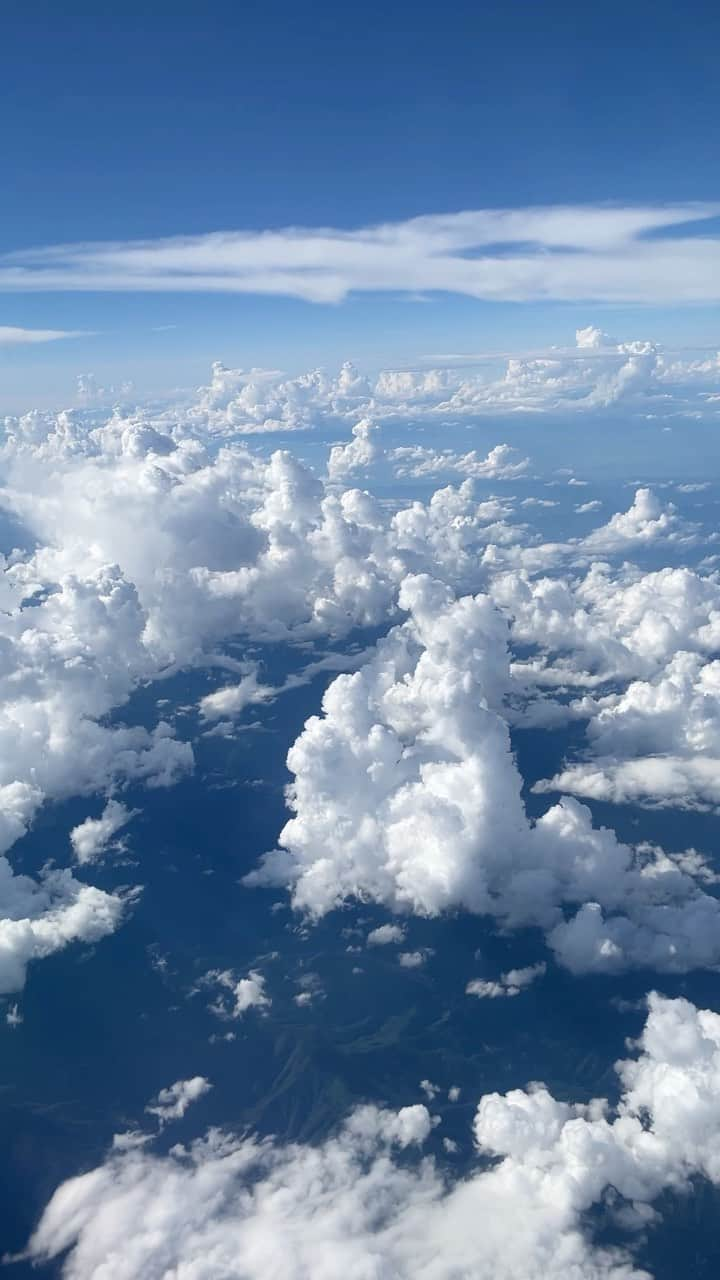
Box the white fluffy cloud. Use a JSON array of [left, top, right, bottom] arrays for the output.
[[583, 488, 698, 552], [145, 1077, 212, 1125], [249, 575, 720, 974], [70, 799, 139, 864], [198, 668, 276, 722], [366, 923, 406, 947], [23, 994, 720, 1280], [491, 564, 720, 810], [0, 394, 536, 993], [0, 554, 193, 857], [179, 328, 720, 424], [537, 652, 720, 808], [9, 321, 719, 431], [327, 418, 378, 480], [390, 442, 529, 480], [466, 962, 546, 999], [0, 366, 716, 999], [201, 969, 271, 1020], [0, 858, 128, 994], [494, 560, 720, 690], [399, 949, 432, 968]]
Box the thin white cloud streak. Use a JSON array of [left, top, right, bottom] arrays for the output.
[[0, 326, 88, 345], [1, 204, 719, 303]]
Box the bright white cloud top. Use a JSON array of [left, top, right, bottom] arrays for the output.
[[0, 318, 718, 1280], [0, 369, 718, 997], [250, 574, 720, 974], [145, 1076, 212, 1125], [70, 799, 138, 864]]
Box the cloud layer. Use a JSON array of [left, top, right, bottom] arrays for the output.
[[250, 574, 720, 974], [3, 204, 720, 304], [0, 367, 717, 994], [23, 994, 720, 1280]]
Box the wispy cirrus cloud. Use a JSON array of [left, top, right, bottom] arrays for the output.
[[0, 204, 718, 303], [0, 325, 89, 345]]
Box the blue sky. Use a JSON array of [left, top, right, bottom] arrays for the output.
[[1, 0, 719, 406]]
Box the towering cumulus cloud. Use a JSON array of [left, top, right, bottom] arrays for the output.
[[0, 400, 532, 993], [0, 374, 717, 1014], [251, 575, 720, 973], [22, 994, 720, 1279]]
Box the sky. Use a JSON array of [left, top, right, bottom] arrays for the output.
[[1, 0, 719, 406], [5, 9, 720, 1276]]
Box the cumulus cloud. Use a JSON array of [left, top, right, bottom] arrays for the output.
[[0, 388, 536, 993], [467, 962, 546, 999], [494, 560, 720, 691], [198, 668, 276, 722], [201, 969, 271, 1020], [398, 950, 431, 968], [366, 923, 406, 946], [536, 652, 720, 809], [390, 442, 529, 480], [249, 575, 720, 974], [0, 418, 523, 664], [9, 321, 718, 432], [327, 418, 377, 480], [70, 799, 139, 864], [583, 488, 698, 551], [0, 553, 193, 862], [145, 1076, 212, 1125], [3, 204, 720, 304], [0, 365, 715, 1000], [0, 858, 127, 994], [23, 994, 720, 1280], [489, 553, 720, 811]]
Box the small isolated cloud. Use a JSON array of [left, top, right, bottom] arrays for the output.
[[467, 962, 546, 999], [327, 418, 377, 480], [419, 1079, 440, 1100], [398, 949, 432, 969], [366, 923, 406, 947], [145, 1076, 212, 1125], [293, 971, 325, 1006], [583, 487, 698, 551], [391, 442, 529, 481], [0, 853, 128, 995], [202, 968, 271, 1020], [70, 799, 139, 864], [199, 669, 276, 722], [575, 499, 603, 513], [0, 325, 88, 345]]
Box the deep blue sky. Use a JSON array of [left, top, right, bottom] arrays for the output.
[[1, 0, 718, 405]]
